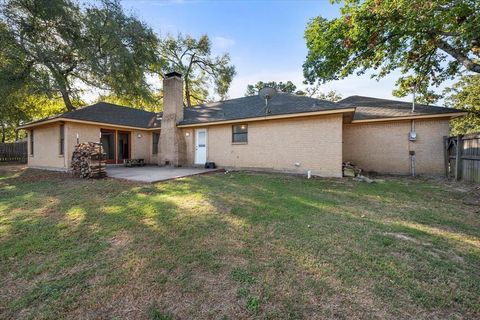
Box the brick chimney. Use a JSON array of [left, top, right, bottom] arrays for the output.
[[159, 72, 186, 166]]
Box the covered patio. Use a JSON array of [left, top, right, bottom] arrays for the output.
[[106, 165, 218, 183]]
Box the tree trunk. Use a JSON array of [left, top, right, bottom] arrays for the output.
[[435, 38, 480, 73], [185, 79, 191, 107], [46, 63, 76, 111], [1, 122, 5, 143], [60, 89, 76, 111]]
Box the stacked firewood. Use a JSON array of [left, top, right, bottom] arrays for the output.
[[342, 162, 362, 177], [71, 142, 107, 179]]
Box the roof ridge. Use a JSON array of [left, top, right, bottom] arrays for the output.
[[92, 101, 157, 115], [339, 95, 446, 109], [191, 92, 337, 109]]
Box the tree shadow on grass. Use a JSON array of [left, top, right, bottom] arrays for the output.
[[188, 172, 480, 318], [0, 168, 479, 319]]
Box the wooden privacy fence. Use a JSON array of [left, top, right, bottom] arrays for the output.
[[445, 133, 480, 183], [0, 141, 27, 163]]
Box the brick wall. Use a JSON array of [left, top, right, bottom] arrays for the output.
[[28, 122, 155, 170], [28, 123, 67, 170], [343, 119, 450, 175], [159, 74, 186, 166], [196, 114, 343, 177]]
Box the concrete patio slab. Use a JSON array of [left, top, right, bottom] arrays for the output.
[[107, 165, 218, 183]]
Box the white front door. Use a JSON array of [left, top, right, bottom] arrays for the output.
[[195, 129, 207, 165]]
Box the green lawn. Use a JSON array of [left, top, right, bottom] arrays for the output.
[[0, 166, 479, 319]]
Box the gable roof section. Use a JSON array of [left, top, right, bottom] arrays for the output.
[[339, 96, 464, 121], [19, 102, 158, 129], [61, 102, 157, 127], [181, 93, 350, 125]]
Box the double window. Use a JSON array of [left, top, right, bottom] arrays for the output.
[[59, 124, 65, 155], [152, 132, 160, 154], [232, 124, 248, 143]]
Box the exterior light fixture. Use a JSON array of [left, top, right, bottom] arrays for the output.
[[137, 133, 142, 139], [185, 132, 190, 137]]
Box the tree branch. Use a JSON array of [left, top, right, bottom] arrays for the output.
[[435, 38, 480, 73]]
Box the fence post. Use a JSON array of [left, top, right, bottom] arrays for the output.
[[443, 136, 449, 178], [455, 135, 463, 181]]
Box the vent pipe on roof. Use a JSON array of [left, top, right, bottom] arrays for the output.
[[412, 90, 416, 113]]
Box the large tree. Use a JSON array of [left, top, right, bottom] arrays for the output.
[[298, 83, 343, 102], [159, 34, 236, 107], [245, 81, 298, 96], [0, 93, 66, 142], [245, 80, 342, 102], [0, 0, 162, 111], [303, 0, 480, 101], [445, 75, 480, 135]]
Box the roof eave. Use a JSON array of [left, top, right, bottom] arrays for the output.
[[17, 117, 160, 131], [177, 108, 356, 128], [350, 112, 468, 123]]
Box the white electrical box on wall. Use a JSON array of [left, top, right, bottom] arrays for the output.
[[408, 131, 417, 141]]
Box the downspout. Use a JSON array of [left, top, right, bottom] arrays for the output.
[[409, 90, 416, 176], [63, 123, 67, 170], [410, 120, 416, 177]]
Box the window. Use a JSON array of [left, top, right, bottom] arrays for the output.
[[152, 132, 160, 154], [59, 124, 65, 155], [30, 130, 34, 155], [232, 124, 248, 143]]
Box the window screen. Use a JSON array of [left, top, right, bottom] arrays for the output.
[[232, 124, 248, 143], [152, 132, 160, 154], [30, 130, 34, 155], [59, 124, 65, 155]]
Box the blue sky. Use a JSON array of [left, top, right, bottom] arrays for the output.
[[121, 0, 452, 103]]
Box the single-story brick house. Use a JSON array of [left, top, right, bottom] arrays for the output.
[[19, 72, 466, 177]]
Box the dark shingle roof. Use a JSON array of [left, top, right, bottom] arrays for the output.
[[22, 102, 158, 128], [338, 96, 462, 121], [181, 93, 348, 125], [21, 94, 465, 129], [61, 102, 157, 127]]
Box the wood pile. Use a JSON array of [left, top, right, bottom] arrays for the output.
[[342, 161, 385, 183], [71, 142, 107, 179], [342, 162, 362, 177]]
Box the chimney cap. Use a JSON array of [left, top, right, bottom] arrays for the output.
[[165, 71, 182, 79]]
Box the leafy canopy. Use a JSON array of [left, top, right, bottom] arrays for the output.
[[245, 81, 298, 96], [0, 0, 162, 111], [0, 19, 67, 141], [303, 0, 480, 101], [159, 34, 236, 107], [446, 75, 480, 135], [245, 81, 342, 102]]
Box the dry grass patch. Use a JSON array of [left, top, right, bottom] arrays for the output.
[[0, 166, 479, 319]]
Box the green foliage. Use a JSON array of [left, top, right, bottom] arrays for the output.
[[159, 34, 236, 107], [0, 78, 68, 142], [98, 93, 162, 113], [445, 75, 480, 135], [304, 0, 480, 102], [298, 83, 343, 101], [148, 307, 173, 320], [245, 81, 342, 102], [230, 267, 256, 284], [246, 295, 260, 313], [245, 81, 298, 96], [0, 0, 162, 111], [315, 90, 343, 102]]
